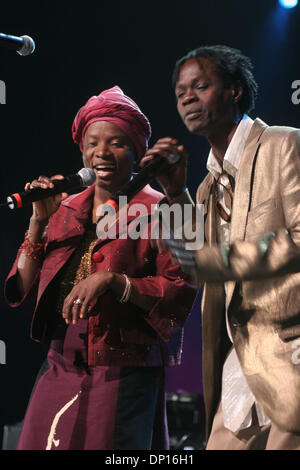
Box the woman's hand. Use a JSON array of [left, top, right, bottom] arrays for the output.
[[25, 174, 69, 223], [17, 174, 69, 298], [141, 137, 188, 200], [62, 271, 114, 324]]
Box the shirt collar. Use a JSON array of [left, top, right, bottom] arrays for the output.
[[207, 114, 254, 181]]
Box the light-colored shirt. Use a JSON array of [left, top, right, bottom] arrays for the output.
[[207, 114, 271, 432], [207, 114, 253, 249]]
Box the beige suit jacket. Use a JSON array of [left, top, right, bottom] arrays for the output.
[[181, 118, 300, 436]]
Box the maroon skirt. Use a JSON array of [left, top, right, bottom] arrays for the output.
[[17, 319, 168, 450]]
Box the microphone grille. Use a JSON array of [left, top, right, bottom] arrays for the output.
[[78, 168, 96, 186], [167, 153, 180, 164], [17, 35, 35, 56]]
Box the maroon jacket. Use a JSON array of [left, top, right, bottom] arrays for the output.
[[5, 184, 196, 367]]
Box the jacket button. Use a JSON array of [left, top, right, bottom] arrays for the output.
[[92, 251, 104, 263]]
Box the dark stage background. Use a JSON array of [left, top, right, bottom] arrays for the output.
[[0, 0, 299, 448]]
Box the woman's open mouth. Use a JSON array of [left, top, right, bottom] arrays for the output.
[[93, 164, 116, 178]]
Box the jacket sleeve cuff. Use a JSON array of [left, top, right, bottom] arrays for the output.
[[132, 275, 194, 342], [4, 251, 41, 307]]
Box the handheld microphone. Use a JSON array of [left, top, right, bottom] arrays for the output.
[[6, 168, 96, 210], [0, 33, 35, 56], [103, 153, 180, 212]]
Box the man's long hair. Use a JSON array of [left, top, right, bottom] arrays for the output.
[[172, 45, 258, 115]]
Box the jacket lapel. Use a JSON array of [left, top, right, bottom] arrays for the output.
[[196, 173, 217, 245], [46, 185, 94, 244], [206, 189, 217, 245], [226, 118, 268, 308]]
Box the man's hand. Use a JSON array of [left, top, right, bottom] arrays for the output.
[[166, 238, 198, 278], [141, 137, 188, 200]]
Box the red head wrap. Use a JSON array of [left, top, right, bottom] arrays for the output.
[[72, 86, 151, 162]]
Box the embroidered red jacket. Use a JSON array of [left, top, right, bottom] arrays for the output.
[[5, 184, 196, 366]]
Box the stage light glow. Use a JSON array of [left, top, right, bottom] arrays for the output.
[[278, 0, 298, 8]]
